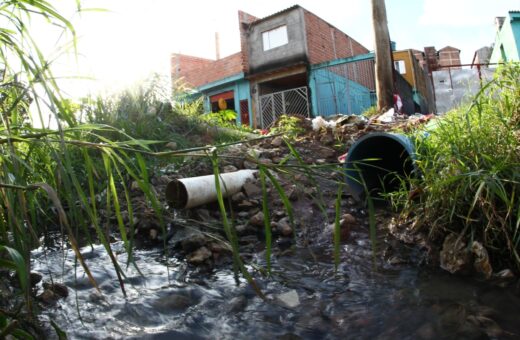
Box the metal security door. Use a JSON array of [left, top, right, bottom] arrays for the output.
[[259, 86, 309, 128]]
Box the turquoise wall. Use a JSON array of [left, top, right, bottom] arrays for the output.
[[490, 12, 520, 63], [199, 78, 252, 126], [309, 68, 373, 117]]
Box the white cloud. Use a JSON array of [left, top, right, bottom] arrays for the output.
[[419, 0, 520, 27]]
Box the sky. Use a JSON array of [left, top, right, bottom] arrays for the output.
[[31, 0, 520, 98]]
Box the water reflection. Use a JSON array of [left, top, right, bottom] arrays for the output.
[[32, 231, 520, 339]]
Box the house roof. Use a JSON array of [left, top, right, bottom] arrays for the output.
[[438, 46, 460, 52], [250, 5, 301, 25]]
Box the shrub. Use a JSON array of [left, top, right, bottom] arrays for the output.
[[391, 63, 520, 271]]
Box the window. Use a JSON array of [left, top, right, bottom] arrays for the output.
[[262, 25, 288, 51], [394, 60, 406, 74]]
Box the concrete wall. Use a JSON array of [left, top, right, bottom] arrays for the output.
[[433, 68, 495, 113], [490, 12, 520, 63], [247, 7, 308, 75]]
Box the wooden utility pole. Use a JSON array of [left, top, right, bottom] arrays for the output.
[[371, 0, 394, 111]]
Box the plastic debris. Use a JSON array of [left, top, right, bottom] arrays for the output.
[[312, 116, 336, 131], [376, 108, 396, 123]]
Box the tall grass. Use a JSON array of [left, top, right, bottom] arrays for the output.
[[391, 63, 520, 270], [0, 1, 171, 335]]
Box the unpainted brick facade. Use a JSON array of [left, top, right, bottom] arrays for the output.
[[437, 46, 461, 69], [412, 46, 461, 73], [171, 52, 244, 88], [303, 10, 369, 65]]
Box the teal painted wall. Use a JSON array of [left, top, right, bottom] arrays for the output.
[[200, 79, 252, 126], [309, 68, 372, 117], [490, 12, 520, 63]]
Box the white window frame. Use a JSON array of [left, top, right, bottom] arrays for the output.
[[394, 60, 406, 74], [262, 25, 288, 51]]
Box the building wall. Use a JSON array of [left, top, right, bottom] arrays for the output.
[[438, 47, 461, 69], [246, 7, 308, 75], [393, 50, 435, 113], [203, 79, 252, 126], [310, 68, 372, 116], [490, 11, 520, 63], [393, 50, 415, 86], [433, 68, 495, 113], [238, 11, 259, 74], [171, 54, 213, 86], [303, 10, 369, 65], [472, 46, 492, 65], [171, 52, 244, 88]]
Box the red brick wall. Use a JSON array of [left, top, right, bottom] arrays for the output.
[[171, 52, 244, 88], [238, 10, 259, 74], [303, 10, 369, 65], [438, 47, 461, 69]]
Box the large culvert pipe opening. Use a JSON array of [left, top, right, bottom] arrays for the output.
[[345, 133, 416, 199]]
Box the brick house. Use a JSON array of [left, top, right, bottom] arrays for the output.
[[171, 5, 374, 128], [411, 46, 462, 74]]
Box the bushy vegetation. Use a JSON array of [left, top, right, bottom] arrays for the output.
[[361, 105, 380, 118], [391, 63, 520, 271], [81, 75, 201, 149], [0, 2, 178, 336], [269, 114, 306, 139]]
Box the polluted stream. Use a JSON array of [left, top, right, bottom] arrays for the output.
[[32, 216, 520, 339], [30, 124, 520, 339]]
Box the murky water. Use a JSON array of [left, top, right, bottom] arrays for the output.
[[32, 225, 520, 339]]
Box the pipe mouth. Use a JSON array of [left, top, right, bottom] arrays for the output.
[[165, 180, 188, 209], [345, 132, 416, 198]]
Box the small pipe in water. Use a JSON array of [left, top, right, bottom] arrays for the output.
[[165, 170, 257, 209]]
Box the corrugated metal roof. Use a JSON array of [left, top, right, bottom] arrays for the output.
[[251, 5, 301, 25]]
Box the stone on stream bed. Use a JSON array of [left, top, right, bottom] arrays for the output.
[[274, 289, 300, 309], [152, 293, 199, 312], [249, 211, 264, 228], [181, 234, 208, 252], [38, 282, 69, 304], [440, 233, 473, 275], [187, 246, 212, 265], [243, 181, 262, 198], [271, 136, 284, 147], [275, 217, 293, 237]]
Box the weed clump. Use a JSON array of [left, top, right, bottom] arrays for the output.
[[392, 63, 520, 271]]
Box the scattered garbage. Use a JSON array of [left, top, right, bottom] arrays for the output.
[[312, 116, 337, 131], [376, 108, 396, 123], [165, 170, 257, 209]]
